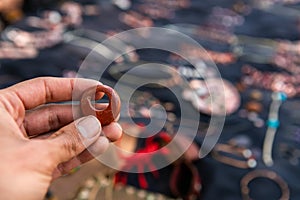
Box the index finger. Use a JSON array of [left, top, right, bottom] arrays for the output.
[[1, 77, 101, 110]]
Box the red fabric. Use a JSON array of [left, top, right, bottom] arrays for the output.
[[114, 132, 172, 189]]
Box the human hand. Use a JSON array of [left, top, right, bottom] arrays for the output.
[[0, 77, 122, 200]]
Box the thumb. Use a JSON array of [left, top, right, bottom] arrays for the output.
[[47, 115, 102, 165]]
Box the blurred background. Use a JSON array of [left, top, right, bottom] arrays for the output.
[[1, 0, 300, 199]]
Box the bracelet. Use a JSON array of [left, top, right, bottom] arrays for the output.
[[212, 143, 257, 169], [108, 61, 182, 88], [240, 169, 290, 200], [262, 91, 287, 166]]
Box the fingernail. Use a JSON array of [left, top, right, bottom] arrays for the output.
[[77, 116, 101, 139], [89, 136, 110, 155]]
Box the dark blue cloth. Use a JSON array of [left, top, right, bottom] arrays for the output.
[[1, 1, 300, 199]]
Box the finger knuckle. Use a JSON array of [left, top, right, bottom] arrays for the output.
[[56, 162, 68, 176], [47, 106, 61, 130], [59, 128, 82, 158]]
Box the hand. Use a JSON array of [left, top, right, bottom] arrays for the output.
[[0, 77, 122, 200]]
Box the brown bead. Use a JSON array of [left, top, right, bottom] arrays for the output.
[[80, 85, 121, 126], [249, 90, 263, 100], [236, 82, 247, 92], [245, 101, 263, 113]]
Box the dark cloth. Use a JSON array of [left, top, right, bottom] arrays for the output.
[[1, 0, 300, 199]]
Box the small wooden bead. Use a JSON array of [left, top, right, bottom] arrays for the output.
[[245, 101, 263, 113]]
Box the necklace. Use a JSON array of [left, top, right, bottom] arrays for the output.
[[241, 65, 300, 98]]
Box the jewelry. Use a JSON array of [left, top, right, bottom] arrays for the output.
[[137, 4, 174, 19], [240, 169, 290, 200], [168, 53, 219, 78], [117, 88, 179, 135], [0, 5, 23, 25], [136, 0, 190, 20], [262, 91, 287, 166], [1, 1, 87, 51], [175, 63, 217, 79], [80, 85, 121, 126], [240, 65, 291, 166], [108, 61, 182, 88], [212, 143, 257, 169], [253, 0, 300, 18], [60, 1, 83, 27], [238, 89, 265, 128], [163, 5, 245, 42], [119, 11, 154, 28], [0, 41, 38, 59], [164, 23, 237, 45], [64, 28, 139, 64], [205, 6, 245, 32], [112, 0, 132, 10], [234, 35, 300, 74], [26, 11, 63, 30], [0, 27, 128, 61], [178, 43, 236, 64], [232, 35, 278, 64], [241, 65, 300, 98], [272, 47, 300, 75], [141, 0, 190, 9], [232, 1, 252, 15], [182, 78, 241, 115], [166, 22, 300, 73], [25, 1, 88, 30], [2, 26, 64, 49], [253, 0, 300, 7]]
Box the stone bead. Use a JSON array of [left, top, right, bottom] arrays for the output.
[[245, 101, 263, 113], [267, 119, 280, 128], [249, 89, 263, 100]]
